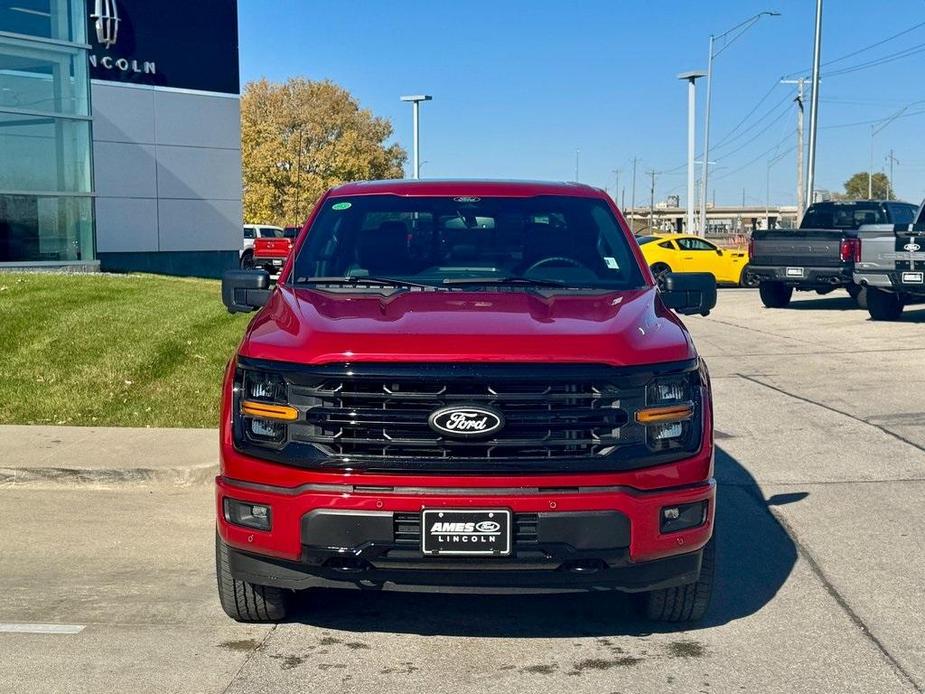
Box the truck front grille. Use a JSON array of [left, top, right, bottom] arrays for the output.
[[234, 359, 701, 473], [287, 368, 643, 461]]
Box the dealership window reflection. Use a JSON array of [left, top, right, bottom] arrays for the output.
[[0, 0, 93, 264], [0, 0, 86, 43]]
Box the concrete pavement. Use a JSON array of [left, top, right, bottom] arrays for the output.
[[0, 289, 923, 693]]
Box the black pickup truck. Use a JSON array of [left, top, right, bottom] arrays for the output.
[[748, 200, 918, 308]]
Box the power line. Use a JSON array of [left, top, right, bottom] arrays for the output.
[[824, 41, 925, 78], [710, 81, 782, 150], [712, 131, 797, 183], [782, 20, 925, 79], [711, 87, 796, 155]]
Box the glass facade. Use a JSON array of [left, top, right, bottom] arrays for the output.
[[0, 0, 94, 264]]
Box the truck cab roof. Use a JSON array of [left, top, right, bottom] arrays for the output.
[[327, 179, 606, 199]]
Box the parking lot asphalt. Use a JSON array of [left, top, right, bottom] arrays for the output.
[[1, 289, 923, 694]]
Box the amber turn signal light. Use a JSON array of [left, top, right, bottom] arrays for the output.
[[635, 403, 694, 424], [241, 401, 299, 421]]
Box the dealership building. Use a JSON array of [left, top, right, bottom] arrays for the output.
[[0, 0, 242, 276]]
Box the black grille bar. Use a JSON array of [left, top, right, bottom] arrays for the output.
[[234, 358, 701, 472]]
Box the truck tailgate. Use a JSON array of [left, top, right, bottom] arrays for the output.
[[751, 230, 846, 267]]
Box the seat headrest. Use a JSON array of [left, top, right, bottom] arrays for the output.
[[357, 221, 412, 275]]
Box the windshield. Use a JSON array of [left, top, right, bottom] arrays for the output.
[[636, 236, 659, 245], [290, 194, 645, 290]]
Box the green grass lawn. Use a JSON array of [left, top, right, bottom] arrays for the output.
[[0, 273, 251, 428]]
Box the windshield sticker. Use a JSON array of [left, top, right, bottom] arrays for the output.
[[604, 257, 619, 269], [331, 202, 352, 211]]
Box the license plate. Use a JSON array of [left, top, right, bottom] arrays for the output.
[[421, 509, 511, 556], [902, 271, 924, 284], [272, 259, 283, 266], [785, 267, 804, 278]]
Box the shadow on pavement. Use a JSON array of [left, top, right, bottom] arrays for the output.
[[288, 446, 800, 637], [783, 295, 858, 311], [880, 305, 925, 323]]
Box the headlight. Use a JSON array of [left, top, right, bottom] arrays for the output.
[[637, 372, 699, 452], [235, 368, 296, 447]]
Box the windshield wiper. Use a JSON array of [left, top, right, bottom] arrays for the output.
[[442, 276, 569, 288], [293, 276, 434, 289]]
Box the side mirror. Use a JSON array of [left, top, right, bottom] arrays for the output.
[[659, 272, 717, 317], [716, 248, 724, 256], [222, 270, 271, 313]]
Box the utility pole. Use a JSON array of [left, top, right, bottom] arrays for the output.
[[679, 71, 706, 235], [575, 149, 580, 181], [886, 149, 899, 200], [294, 130, 303, 223], [611, 169, 621, 204], [870, 107, 908, 199], [647, 169, 658, 231], [630, 157, 639, 229], [806, 0, 823, 205], [701, 11, 781, 233], [782, 78, 806, 218], [400, 95, 433, 179]]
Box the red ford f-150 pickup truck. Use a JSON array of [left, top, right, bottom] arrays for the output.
[[218, 180, 717, 623]]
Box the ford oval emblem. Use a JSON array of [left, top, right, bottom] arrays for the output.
[[904, 242, 921, 252], [428, 405, 504, 438], [475, 521, 501, 533]]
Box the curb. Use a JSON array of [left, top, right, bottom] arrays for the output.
[[0, 464, 217, 489]]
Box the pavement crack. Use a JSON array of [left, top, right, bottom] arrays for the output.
[[221, 624, 277, 694], [769, 509, 922, 692], [705, 318, 825, 347], [737, 374, 925, 455]]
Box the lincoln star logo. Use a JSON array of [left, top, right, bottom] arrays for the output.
[[904, 242, 921, 252], [91, 0, 120, 48], [428, 405, 504, 438]]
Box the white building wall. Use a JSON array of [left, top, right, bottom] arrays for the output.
[[91, 81, 242, 269]]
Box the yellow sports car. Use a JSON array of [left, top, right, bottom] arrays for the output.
[[636, 234, 753, 286]]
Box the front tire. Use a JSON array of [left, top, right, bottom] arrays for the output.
[[240, 250, 255, 270], [641, 536, 715, 623], [867, 288, 904, 321], [216, 533, 288, 622], [759, 281, 793, 308]]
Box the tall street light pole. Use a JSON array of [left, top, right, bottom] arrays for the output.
[[679, 71, 706, 235], [701, 11, 780, 233], [400, 95, 432, 179], [805, 0, 823, 205]]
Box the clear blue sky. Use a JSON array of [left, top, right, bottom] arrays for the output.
[[238, 0, 925, 207]]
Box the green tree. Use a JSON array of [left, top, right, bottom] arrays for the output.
[[843, 171, 890, 200], [242, 78, 406, 226]]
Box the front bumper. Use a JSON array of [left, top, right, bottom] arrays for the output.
[[215, 476, 715, 593], [749, 264, 852, 288]]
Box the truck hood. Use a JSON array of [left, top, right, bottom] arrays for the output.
[[239, 286, 697, 367]]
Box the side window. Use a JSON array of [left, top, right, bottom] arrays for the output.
[[677, 238, 716, 251], [243, 228, 255, 239], [888, 204, 916, 225], [658, 240, 675, 250]]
